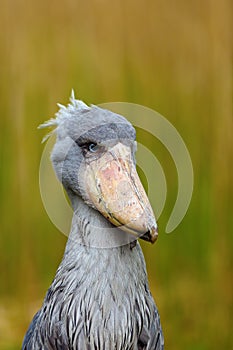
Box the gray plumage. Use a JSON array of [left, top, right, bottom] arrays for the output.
[[22, 93, 164, 349]]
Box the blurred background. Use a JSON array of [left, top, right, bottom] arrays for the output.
[[0, 0, 232, 349]]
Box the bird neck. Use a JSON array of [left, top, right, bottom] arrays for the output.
[[51, 190, 150, 318], [66, 189, 137, 249]]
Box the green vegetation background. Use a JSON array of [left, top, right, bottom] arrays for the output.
[[0, 0, 232, 348]]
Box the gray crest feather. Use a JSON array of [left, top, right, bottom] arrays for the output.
[[38, 90, 90, 143]]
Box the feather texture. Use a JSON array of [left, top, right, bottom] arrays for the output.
[[23, 237, 164, 349]]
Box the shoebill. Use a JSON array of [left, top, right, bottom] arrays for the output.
[[22, 92, 164, 349]]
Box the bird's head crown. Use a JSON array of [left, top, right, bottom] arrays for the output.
[[38, 90, 91, 142]]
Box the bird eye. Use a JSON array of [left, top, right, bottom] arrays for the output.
[[78, 141, 100, 155], [88, 143, 98, 152]]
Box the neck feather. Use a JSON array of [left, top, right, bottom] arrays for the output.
[[58, 190, 149, 295], [66, 189, 137, 249]]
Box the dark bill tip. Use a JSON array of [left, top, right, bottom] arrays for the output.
[[140, 226, 158, 244]]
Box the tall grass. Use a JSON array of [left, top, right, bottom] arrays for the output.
[[0, 0, 232, 348]]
